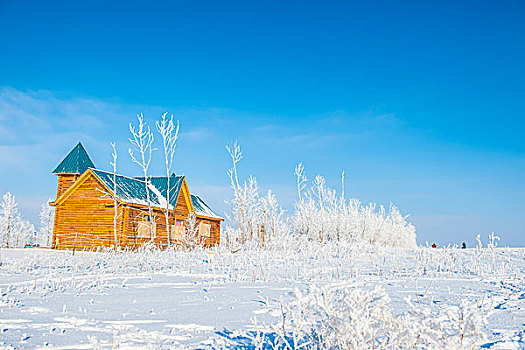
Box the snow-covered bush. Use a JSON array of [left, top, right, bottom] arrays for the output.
[[249, 284, 487, 349], [0, 192, 35, 248], [488, 232, 500, 274]]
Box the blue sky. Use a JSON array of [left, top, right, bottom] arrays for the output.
[[0, 0, 524, 246]]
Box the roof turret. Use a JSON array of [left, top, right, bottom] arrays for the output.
[[52, 142, 95, 174]]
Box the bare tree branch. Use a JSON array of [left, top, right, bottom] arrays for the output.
[[129, 114, 156, 243], [156, 113, 180, 246]]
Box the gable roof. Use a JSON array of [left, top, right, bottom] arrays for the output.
[[90, 169, 185, 210], [91, 170, 222, 220], [52, 142, 95, 174], [191, 194, 223, 220]]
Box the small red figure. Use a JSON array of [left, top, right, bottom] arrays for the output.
[[431, 243, 437, 248]]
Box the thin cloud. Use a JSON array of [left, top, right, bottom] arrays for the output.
[[0, 87, 121, 145], [246, 110, 400, 149], [180, 128, 214, 141]]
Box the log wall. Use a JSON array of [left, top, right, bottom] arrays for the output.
[[173, 188, 189, 217], [52, 175, 124, 250], [56, 174, 80, 198], [197, 217, 221, 246]]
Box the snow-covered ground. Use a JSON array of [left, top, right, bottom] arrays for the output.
[[0, 246, 524, 349]]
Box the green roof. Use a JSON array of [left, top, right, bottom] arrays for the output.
[[91, 170, 222, 219], [91, 169, 184, 209], [53, 142, 95, 174]]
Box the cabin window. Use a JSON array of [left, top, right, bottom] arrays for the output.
[[137, 222, 151, 238], [170, 219, 185, 241], [199, 223, 211, 238], [137, 214, 156, 238]]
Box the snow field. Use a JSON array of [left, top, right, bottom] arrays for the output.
[[0, 246, 524, 349]]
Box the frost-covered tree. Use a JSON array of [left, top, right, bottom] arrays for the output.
[[259, 190, 286, 247], [225, 142, 286, 249], [38, 198, 54, 247], [294, 162, 307, 202], [225, 148, 416, 250], [292, 164, 417, 249], [156, 113, 179, 246], [181, 213, 204, 250], [110, 143, 122, 250], [12, 218, 34, 248], [226, 141, 244, 243], [0, 192, 18, 248], [129, 114, 156, 241], [0, 192, 34, 248]]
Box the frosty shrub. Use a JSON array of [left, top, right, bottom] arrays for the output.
[[224, 142, 416, 250], [487, 232, 500, 274], [180, 213, 206, 250], [251, 284, 487, 349], [292, 174, 416, 248]]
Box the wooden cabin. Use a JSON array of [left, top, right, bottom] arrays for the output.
[[49, 142, 223, 250]]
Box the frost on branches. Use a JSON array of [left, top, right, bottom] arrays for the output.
[[292, 173, 416, 249], [181, 213, 205, 250], [38, 198, 54, 247], [224, 143, 416, 250], [245, 284, 487, 349], [224, 142, 287, 249]]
